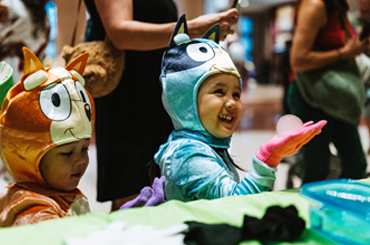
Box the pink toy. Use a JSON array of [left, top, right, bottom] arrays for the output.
[[276, 114, 304, 136]]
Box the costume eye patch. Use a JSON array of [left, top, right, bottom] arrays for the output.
[[39, 83, 71, 121], [75, 81, 91, 106], [186, 43, 214, 62], [75, 81, 92, 121], [163, 41, 215, 74]]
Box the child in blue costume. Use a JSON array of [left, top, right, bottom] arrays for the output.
[[154, 15, 327, 202]]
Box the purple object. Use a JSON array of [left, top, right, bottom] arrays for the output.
[[119, 176, 166, 210]]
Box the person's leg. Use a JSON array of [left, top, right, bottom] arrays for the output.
[[332, 119, 367, 179], [364, 116, 370, 154], [363, 97, 370, 154], [300, 127, 331, 184], [287, 83, 331, 185]]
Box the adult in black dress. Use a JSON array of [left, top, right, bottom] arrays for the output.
[[84, 0, 239, 211]]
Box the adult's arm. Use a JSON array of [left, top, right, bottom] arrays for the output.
[[94, 0, 239, 51], [290, 0, 369, 72]]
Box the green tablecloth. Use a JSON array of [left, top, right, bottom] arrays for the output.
[[4, 177, 362, 245]]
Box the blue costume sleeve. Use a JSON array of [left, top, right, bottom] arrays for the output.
[[160, 141, 277, 201], [235, 156, 277, 195]]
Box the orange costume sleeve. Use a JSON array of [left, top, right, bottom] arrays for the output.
[[0, 185, 66, 227], [0, 183, 88, 227]]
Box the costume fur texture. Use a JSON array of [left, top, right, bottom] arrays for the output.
[[61, 36, 125, 98]]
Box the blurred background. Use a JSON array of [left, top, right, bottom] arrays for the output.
[[1, 0, 369, 213]]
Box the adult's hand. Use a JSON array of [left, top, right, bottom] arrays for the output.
[[338, 34, 370, 61], [187, 8, 239, 41]]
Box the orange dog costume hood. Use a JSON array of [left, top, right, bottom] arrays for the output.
[[0, 47, 95, 185]]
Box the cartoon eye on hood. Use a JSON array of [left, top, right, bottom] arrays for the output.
[[160, 14, 242, 133], [40, 82, 72, 121], [0, 47, 95, 184], [39, 79, 92, 122]]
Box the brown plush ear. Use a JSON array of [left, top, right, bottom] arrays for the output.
[[22, 47, 45, 78], [65, 52, 89, 75], [61, 45, 74, 64]]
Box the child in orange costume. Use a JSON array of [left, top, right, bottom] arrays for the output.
[[0, 47, 95, 227]]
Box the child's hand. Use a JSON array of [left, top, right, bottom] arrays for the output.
[[255, 120, 327, 167]]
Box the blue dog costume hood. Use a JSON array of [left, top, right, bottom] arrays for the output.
[[155, 17, 277, 201], [160, 14, 242, 135]]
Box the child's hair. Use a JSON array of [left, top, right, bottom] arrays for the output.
[[212, 147, 245, 171], [148, 158, 160, 185], [0, 47, 95, 185]]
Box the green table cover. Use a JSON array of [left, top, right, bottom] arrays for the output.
[[4, 176, 366, 245], [0, 61, 13, 108]]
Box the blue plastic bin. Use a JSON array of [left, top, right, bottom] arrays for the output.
[[301, 179, 370, 245]]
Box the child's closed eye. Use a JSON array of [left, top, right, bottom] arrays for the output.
[[61, 151, 73, 156], [233, 92, 241, 99], [213, 89, 224, 95]]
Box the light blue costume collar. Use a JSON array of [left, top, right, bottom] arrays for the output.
[[154, 129, 231, 165], [172, 129, 231, 148]]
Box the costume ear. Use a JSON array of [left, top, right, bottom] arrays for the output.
[[65, 52, 89, 75], [22, 47, 45, 77], [22, 47, 48, 91], [202, 25, 220, 44], [169, 14, 189, 47]]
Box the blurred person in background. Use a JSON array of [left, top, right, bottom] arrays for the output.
[[288, 0, 370, 184]]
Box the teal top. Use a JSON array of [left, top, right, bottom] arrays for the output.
[[154, 130, 277, 201]]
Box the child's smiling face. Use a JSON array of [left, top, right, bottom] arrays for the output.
[[197, 73, 242, 138], [39, 138, 90, 191]]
